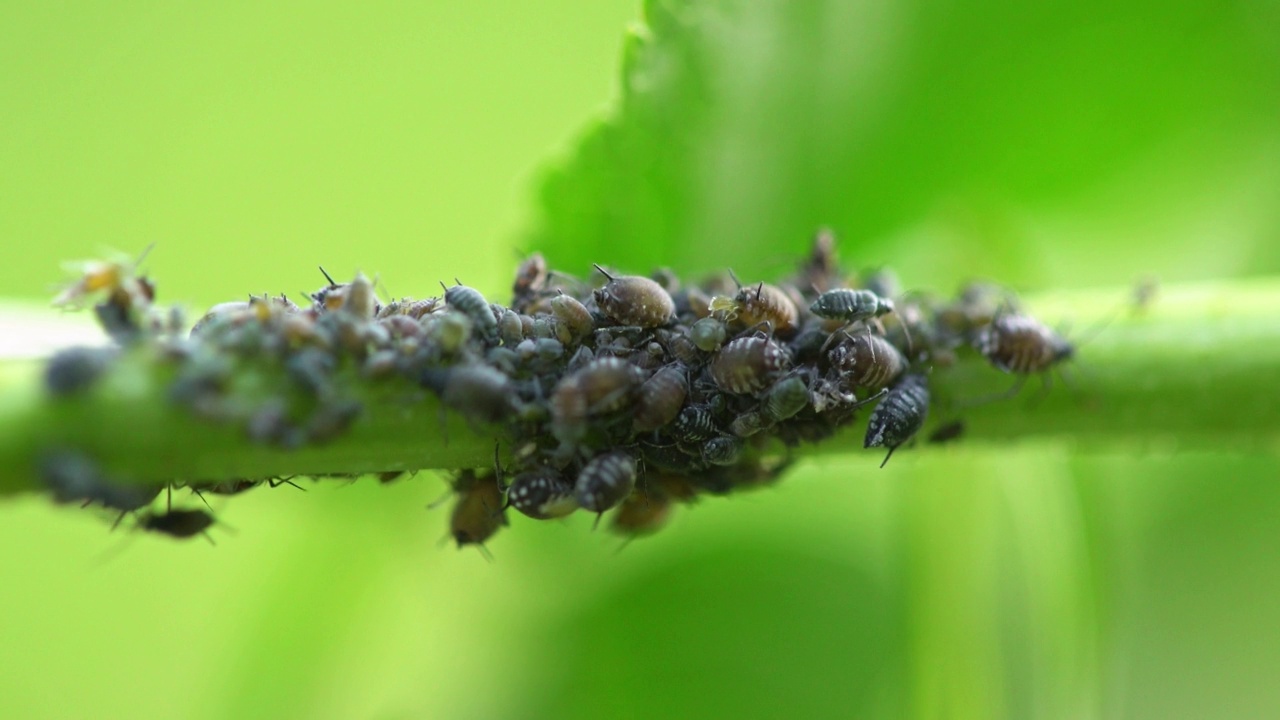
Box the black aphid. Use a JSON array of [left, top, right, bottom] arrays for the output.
[[864, 374, 930, 467]]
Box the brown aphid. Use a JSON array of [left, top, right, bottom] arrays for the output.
[[610, 490, 673, 539], [511, 253, 549, 311], [550, 294, 594, 343], [796, 227, 841, 293], [449, 471, 507, 550], [826, 332, 907, 391], [422, 364, 514, 425], [975, 313, 1073, 376], [709, 336, 790, 394], [505, 468, 577, 520], [592, 264, 675, 328], [633, 363, 689, 432], [733, 282, 799, 336], [550, 357, 648, 445]]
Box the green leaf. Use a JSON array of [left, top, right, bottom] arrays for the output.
[[526, 0, 1280, 287]]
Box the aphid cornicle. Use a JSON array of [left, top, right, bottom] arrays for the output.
[[732, 282, 799, 336], [449, 471, 508, 550], [864, 374, 930, 468], [574, 451, 638, 517], [632, 363, 689, 433], [505, 468, 578, 520], [825, 332, 907, 391], [709, 336, 790, 395], [975, 313, 1074, 377], [809, 289, 895, 324], [442, 281, 499, 345], [592, 265, 676, 328]]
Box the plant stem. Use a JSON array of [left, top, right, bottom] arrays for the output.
[[1, 279, 1277, 495]]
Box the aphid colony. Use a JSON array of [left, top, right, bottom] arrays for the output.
[[39, 233, 1078, 549]]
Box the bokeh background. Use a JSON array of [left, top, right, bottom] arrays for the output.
[[1, 1, 1279, 718]]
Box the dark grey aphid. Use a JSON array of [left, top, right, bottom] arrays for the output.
[[44, 346, 116, 397], [304, 398, 364, 444], [826, 332, 906, 391], [574, 451, 638, 516], [810, 289, 894, 323], [505, 469, 577, 520], [864, 374, 930, 468], [927, 420, 965, 444], [442, 281, 499, 345], [671, 404, 718, 443], [762, 374, 810, 421], [422, 364, 513, 425], [702, 435, 743, 466], [139, 508, 216, 542], [498, 308, 525, 347], [729, 411, 772, 437], [40, 450, 161, 513], [285, 348, 337, 398]]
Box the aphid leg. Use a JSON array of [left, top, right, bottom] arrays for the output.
[[190, 488, 214, 511], [591, 512, 604, 532], [268, 476, 306, 491], [851, 387, 889, 409], [200, 531, 217, 546], [474, 544, 495, 563], [109, 509, 129, 531], [1026, 372, 1055, 409]]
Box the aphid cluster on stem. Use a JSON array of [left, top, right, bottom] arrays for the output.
[[40, 231, 1084, 548]]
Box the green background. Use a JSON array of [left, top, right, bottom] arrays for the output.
[[2, 1, 1279, 718]]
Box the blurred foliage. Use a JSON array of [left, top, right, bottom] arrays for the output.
[[2, 1, 1280, 719]]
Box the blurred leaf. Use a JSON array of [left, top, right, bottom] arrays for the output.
[[526, 0, 1280, 287]]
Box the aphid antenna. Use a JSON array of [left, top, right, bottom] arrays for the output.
[[591, 263, 615, 281], [959, 376, 1028, 409], [190, 487, 214, 511], [591, 512, 605, 532], [267, 477, 306, 491], [317, 266, 337, 287]]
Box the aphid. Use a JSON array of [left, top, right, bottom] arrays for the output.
[[422, 311, 474, 356], [864, 374, 930, 467], [809, 288, 895, 324], [498, 308, 525, 347], [701, 436, 743, 466], [340, 273, 379, 320], [139, 508, 217, 542], [610, 490, 673, 540], [633, 363, 689, 433], [511, 253, 549, 311], [44, 346, 116, 397], [362, 349, 400, 379], [449, 471, 508, 551], [245, 398, 291, 445], [285, 347, 336, 398], [574, 451, 638, 519], [549, 294, 594, 344], [709, 336, 790, 394], [974, 313, 1074, 378], [825, 332, 907, 391], [190, 301, 252, 336], [442, 281, 499, 345], [52, 245, 154, 310], [670, 404, 718, 443], [592, 265, 676, 328], [761, 374, 810, 421], [795, 227, 841, 293], [421, 364, 514, 425], [304, 398, 363, 444], [1131, 275, 1159, 315], [729, 411, 772, 437], [505, 468, 578, 520], [40, 450, 161, 515], [689, 317, 728, 352], [927, 420, 966, 444], [732, 282, 799, 336], [550, 357, 647, 446]]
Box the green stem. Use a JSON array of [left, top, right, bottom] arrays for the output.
[[1, 279, 1277, 495]]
